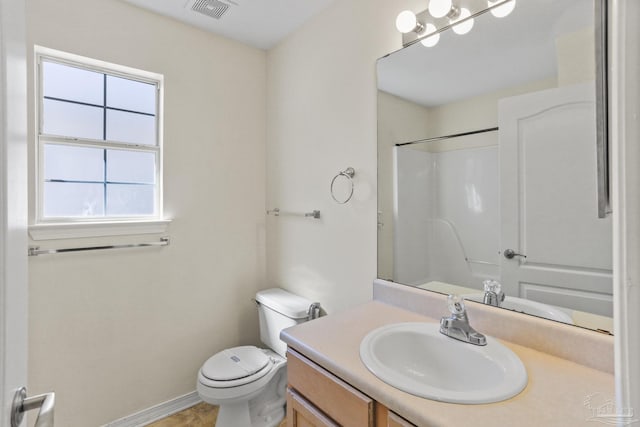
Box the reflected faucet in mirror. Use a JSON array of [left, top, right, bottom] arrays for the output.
[[482, 280, 505, 307]]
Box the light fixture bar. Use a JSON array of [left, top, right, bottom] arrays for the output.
[[401, 0, 514, 47]]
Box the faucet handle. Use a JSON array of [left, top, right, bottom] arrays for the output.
[[483, 279, 502, 294], [447, 294, 466, 315]]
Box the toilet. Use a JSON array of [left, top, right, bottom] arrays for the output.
[[197, 288, 319, 427]]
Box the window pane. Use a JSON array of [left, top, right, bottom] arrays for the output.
[[43, 182, 104, 218], [106, 109, 156, 145], [106, 184, 155, 216], [106, 150, 155, 184], [38, 54, 162, 223], [106, 75, 156, 114], [42, 99, 103, 140], [44, 144, 104, 182], [42, 61, 103, 105]]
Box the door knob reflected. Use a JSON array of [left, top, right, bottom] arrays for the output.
[[503, 249, 527, 260]]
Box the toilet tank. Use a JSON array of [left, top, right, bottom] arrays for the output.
[[255, 288, 315, 357]]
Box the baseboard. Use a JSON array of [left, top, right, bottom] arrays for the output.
[[103, 391, 202, 427]]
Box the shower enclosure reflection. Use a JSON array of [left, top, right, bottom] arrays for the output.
[[377, 0, 612, 332], [393, 130, 499, 288]]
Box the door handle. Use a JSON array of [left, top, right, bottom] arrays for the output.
[[503, 249, 527, 260], [11, 387, 55, 427]]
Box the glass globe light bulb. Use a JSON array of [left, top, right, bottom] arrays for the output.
[[420, 23, 440, 48], [428, 0, 453, 19], [451, 8, 474, 35], [396, 10, 418, 33], [488, 0, 516, 18]]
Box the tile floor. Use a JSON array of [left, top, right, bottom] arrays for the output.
[[146, 402, 287, 427]]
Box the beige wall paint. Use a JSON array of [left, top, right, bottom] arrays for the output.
[[265, 0, 425, 314], [556, 28, 595, 87], [26, 0, 266, 425], [426, 77, 557, 137], [376, 91, 432, 280]]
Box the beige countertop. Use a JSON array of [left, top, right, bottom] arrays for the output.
[[281, 301, 614, 427]]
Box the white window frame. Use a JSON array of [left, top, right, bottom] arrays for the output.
[[30, 46, 169, 240]]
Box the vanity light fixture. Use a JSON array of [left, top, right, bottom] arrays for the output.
[[451, 7, 474, 35], [488, 0, 516, 18], [395, 0, 516, 48], [420, 23, 440, 47], [395, 10, 425, 34], [428, 0, 459, 19]]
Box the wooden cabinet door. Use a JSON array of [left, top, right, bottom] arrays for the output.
[[287, 349, 374, 427], [375, 404, 418, 427], [287, 388, 338, 427], [286, 349, 420, 427], [387, 411, 417, 427]]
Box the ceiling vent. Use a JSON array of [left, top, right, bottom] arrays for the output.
[[191, 0, 230, 19]]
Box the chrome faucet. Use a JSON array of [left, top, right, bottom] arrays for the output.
[[482, 280, 505, 307], [440, 295, 487, 346], [307, 302, 321, 320]]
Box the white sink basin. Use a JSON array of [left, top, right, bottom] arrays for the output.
[[360, 322, 527, 404], [463, 294, 574, 325]]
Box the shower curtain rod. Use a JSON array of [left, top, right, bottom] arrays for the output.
[[395, 126, 498, 147]]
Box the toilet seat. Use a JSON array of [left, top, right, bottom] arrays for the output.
[[199, 346, 274, 388], [198, 349, 286, 406]]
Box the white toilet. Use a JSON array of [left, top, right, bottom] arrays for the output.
[[197, 288, 319, 427]]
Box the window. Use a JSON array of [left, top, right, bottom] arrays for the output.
[[35, 47, 163, 226]]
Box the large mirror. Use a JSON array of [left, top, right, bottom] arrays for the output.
[[377, 0, 612, 332]]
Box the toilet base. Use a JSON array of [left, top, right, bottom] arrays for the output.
[[216, 402, 252, 427], [214, 368, 286, 427], [199, 351, 287, 427], [216, 396, 285, 427]]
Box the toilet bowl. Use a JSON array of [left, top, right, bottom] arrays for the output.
[[197, 288, 319, 427], [197, 346, 287, 426]]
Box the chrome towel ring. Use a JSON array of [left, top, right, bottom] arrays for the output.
[[331, 167, 355, 204]]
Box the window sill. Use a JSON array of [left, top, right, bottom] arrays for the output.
[[29, 219, 172, 241]]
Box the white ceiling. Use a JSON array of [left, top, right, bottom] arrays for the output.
[[121, 0, 336, 50]]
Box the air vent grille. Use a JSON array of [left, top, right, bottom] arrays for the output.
[[192, 0, 229, 19]]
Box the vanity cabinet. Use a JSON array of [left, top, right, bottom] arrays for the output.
[[286, 349, 417, 427], [385, 412, 417, 427], [287, 388, 338, 427]]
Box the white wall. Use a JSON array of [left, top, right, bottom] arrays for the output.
[[265, 0, 426, 314], [26, 0, 266, 425], [377, 91, 432, 280], [435, 144, 499, 263], [393, 147, 433, 284], [394, 139, 500, 287]]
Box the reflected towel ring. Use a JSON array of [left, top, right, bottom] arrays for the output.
[[331, 167, 356, 204]]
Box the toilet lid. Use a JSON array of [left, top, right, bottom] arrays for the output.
[[201, 346, 271, 382]]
